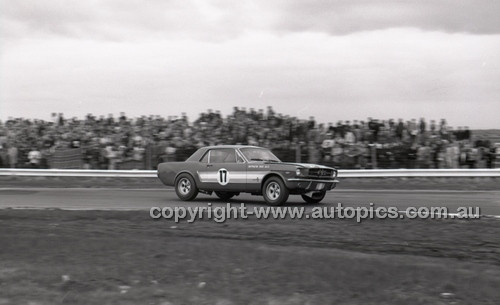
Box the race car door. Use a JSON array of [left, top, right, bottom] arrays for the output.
[[197, 148, 247, 191]]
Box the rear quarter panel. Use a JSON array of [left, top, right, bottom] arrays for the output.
[[157, 162, 200, 187]]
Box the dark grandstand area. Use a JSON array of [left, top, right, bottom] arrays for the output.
[[0, 107, 498, 170]]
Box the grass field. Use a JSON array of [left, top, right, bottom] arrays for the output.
[[1, 209, 499, 304]]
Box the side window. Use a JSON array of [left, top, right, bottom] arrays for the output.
[[236, 151, 245, 163], [210, 149, 237, 163], [200, 151, 209, 163]]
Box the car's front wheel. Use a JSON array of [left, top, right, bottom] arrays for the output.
[[175, 173, 198, 201], [301, 191, 326, 204], [262, 177, 289, 206]]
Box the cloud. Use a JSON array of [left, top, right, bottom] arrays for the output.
[[1, 28, 499, 127], [271, 0, 500, 35], [1, 0, 499, 43], [1, 1, 499, 128], [0, 0, 258, 42]]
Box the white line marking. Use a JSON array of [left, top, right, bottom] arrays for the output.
[[0, 187, 175, 191], [334, 189, 500, 193], [0, 187, 498, 193]]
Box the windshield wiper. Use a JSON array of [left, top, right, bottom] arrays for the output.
[[250, 158, 265, 161]]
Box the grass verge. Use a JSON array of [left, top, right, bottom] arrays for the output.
[[0, 209, 499, 304]]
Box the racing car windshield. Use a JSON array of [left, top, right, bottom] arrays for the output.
[[240, 148, 281, 163]]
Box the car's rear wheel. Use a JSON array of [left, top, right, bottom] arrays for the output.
[[175, 173, 198, 201], [215, 191, 237, 201], [262, 177, 289, 206], [301, 191, 326, 204]]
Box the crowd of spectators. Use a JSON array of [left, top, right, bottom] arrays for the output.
[[0, 107, 498, 170]]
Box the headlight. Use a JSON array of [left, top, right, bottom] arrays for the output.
[[332, 170, 337, 178], [296, 168, 302, 176]]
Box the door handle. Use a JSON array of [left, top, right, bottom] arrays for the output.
[[206, 164, 213, 167]]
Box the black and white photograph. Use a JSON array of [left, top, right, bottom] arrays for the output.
[[1, 0, 499, 304]]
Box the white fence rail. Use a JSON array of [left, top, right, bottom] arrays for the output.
[[0, 169, 156, 178], [1, 168, 500, 178], [340, 169, 500, 177]]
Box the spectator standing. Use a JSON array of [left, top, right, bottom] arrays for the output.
[[133, 143, 145, 161], [406, 143, 417, 168], [476, 147, 485, 168], [27, 147, 42, 168], [467, 146, 478, 168], [392, 143, 406, 168], [40, 145, 53, 169], [430, 120, 437, 135], [343, 144, 356, 168], [331, 142, 343, 167], [487, 144, 496, 168], [321, 134, 334, 165], [451, 142, 460, 168], [7, 143, 18, 168], [439, 119, 448, 136], [395, 119, 404, 140], [0, 143, 7, 167], [165, 144, 177, 162], [105, 144, 119, 170], [416, 144, 431, 168], [408, 119, 418, 141], [368, 118, 380, 143], [307, 124, 321, 164], [419, 118, 426, 134], [352, 121, 363, 142], [356, 142, 368, 169], [437, 145, 446, 169], [344, 128, 356, 144], [58, 113, 65, 126]]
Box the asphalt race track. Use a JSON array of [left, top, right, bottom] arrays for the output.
[[1, 188, 499, 216]]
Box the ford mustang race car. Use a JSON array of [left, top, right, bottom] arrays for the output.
[[157, 145, 339, 205]]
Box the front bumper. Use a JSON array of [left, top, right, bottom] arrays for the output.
[[285, 178, 339, 192]]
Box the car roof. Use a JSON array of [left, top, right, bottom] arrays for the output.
[[185, 145, 266, 162]]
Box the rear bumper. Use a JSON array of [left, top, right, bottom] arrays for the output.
[[285, 178, 339, 192]]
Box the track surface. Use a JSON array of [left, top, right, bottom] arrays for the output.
[[0, 188, 499, 215]]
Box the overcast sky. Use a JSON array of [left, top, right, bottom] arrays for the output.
[[1, 0, 499, 128]]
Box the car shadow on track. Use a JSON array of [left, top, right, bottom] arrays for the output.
[[161, 195, 325, 208]]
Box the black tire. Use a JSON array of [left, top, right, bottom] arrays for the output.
[[175, 173, 198, 201], [301, 191, 326, 204], [262, 176, 289, 206], [215, 191, 236, 201]]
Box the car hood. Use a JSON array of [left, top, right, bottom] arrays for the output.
[[266, 161, 334, 169]]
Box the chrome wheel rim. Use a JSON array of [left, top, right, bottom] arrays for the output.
[[178, 178, 191, 195], [266, 182, 281, 200]]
